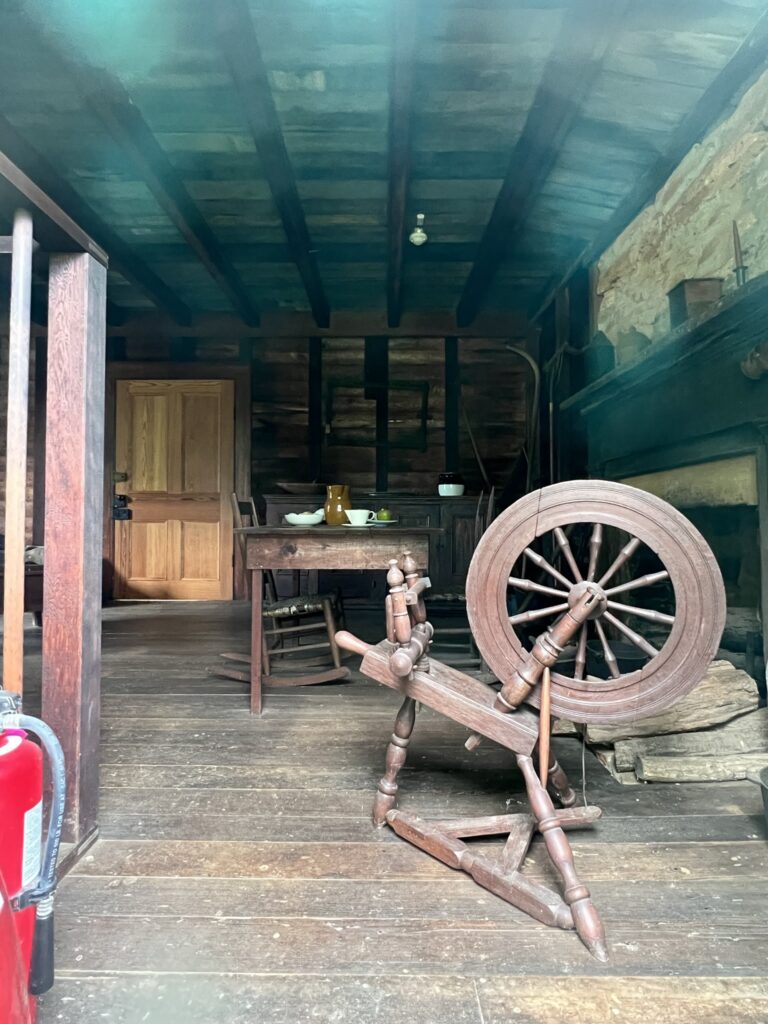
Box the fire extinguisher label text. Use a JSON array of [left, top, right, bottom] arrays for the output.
[[22, 801, 42, 889]]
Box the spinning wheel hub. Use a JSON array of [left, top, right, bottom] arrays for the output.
[[566, 580, 607, 618]]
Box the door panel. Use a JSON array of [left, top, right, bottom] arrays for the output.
[[114, 379, 234, 600]]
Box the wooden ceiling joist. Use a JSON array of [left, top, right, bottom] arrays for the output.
[[531, 7, 768, 322], [78, 70, 260, 326], [97, 308, 530, 340], [217, 0, 330, 328], [386, 0, 418, 329], [0, 115, 191, 325], [455, 0, 629, 328]]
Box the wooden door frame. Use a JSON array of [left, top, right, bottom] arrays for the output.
[[104, 362, 251, 599]]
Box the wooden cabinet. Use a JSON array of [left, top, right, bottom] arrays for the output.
[[263, 493, 484, 601]]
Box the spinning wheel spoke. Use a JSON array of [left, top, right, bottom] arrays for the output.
[[553, 527, 583, 582], [593, 618, 620, 678], [522, 546, 574, 590], [573, 624, 588, 680], [509, 602, 569, 627], [604, 570, 669, 596], [606, 599, 675, 626], [597, 536, 641, 588], [508, 576, 569, 600], [603, 611, 658, 658], [587, 523, 603, 582]]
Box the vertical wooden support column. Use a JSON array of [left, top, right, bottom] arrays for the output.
[[3, 209, 34, 695], [444, 336, 460, 473], [42, 252, 107, 845], [308, 337, 323, 481], [365, 336, 389, 492], [32, 336, 47, 546]]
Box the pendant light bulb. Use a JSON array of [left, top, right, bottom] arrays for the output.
[[409, 212, 428, 246]]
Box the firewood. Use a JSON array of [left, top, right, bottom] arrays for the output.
[[585, 661, 758, 745], [614, 707, 768, 772], [636, 751, 768, 783]]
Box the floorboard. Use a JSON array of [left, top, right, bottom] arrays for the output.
[[10, 600, 765, 1022]]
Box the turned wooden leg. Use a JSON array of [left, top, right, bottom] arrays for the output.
[[548, 754, 577, 808], [372, 696, 416, 827], [517, 754, 608, 961], [322, 597, 342, 668]]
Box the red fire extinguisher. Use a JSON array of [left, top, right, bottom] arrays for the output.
[[0, 690, 66, 1024]]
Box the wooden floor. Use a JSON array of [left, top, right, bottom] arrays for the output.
[[16, 602, 768, 1022]]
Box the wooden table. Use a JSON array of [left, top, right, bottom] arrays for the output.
[[238, 525, 437, 714]]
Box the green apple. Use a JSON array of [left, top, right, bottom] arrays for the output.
[[376, 507, 393, 521]]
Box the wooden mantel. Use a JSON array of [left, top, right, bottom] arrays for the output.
[[563, 271, 768, 417]]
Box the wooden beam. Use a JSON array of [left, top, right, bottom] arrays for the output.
[[365, 337, 389, 492], [17, 3, 257, 325], [0, 115, 191, 324], [2, 209, 34, 695], [0, 152, 108, 266], [97, 309, 530, 340], [386, 0, 418, 328], [42, 251, 107, 846], [217, 0, 330, 328], [308, 337, 323, 481], [531, 7, 768, 323], [455, 0, 628, 327], [32, 336, 47, 546], [79, 70, 259, 325], [444, 336, 460, 473]]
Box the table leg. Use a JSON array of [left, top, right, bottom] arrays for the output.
[[251, 568, 264, 715]]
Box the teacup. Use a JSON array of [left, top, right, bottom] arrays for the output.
[[345, 508, 376, 526]]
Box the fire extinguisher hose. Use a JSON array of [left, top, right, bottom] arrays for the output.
[[15, 713, 66, 996]]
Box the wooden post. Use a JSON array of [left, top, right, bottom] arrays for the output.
[[365, 336, 389, 492], [42, 252, 107, 845], [308, 337, 322, 481], [3, 208, 34, 695], [444, 336, 460, 473]]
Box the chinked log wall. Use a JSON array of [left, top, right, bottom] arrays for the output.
[[7, 335, 527, 548], [248, 337, 527, 495], [109, 335, 528, 497]]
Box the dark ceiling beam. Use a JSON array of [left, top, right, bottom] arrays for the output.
[[0, 115, 191, 325], [77, 70, 260, 326], [386, 0, 418, 329], [217, 0, 330, 328], [530, 7, 768, 322], [91, 309, 531, 340], [18, 11, 260, 325], [455, 0, 629, 327]]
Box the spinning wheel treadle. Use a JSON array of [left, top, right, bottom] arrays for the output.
[[335, 482, 726, 962]]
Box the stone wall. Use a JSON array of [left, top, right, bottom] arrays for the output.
[[595, 68, 768, 360]]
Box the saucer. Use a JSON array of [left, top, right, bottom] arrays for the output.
[[342, 523, 372, 528], [370, 519, 399, 526]]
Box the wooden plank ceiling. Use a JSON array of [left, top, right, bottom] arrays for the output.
[[0, 0, 766, 327]]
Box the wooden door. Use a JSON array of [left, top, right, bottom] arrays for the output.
[[113, 379, 234, 599]]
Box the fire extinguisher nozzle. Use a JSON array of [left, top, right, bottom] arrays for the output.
[[28, 902, 54, 997]]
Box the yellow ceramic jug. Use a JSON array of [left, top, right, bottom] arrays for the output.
[[324, 484, 351, 525]]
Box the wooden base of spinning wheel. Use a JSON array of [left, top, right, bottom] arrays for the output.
[[386, 802, 605, 957], [336, 485, 727, 964]]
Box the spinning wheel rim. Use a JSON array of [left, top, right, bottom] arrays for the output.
[[466, 480, 726, 724]]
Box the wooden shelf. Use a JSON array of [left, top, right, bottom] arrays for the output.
[[562, 271, 768, 416]]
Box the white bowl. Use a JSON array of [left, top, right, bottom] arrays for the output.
[[284, 510, 324, 526], [438, 483, 465, 497]]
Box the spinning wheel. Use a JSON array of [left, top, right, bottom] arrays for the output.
[[336, 481, 726, 962], [467, 480, 726, 724]]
